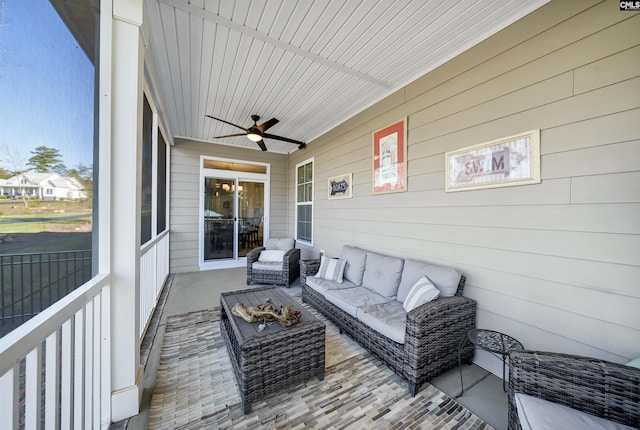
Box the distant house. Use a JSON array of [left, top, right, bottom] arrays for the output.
[[1, 172, 87, 201], [0, 178, 8, 197]]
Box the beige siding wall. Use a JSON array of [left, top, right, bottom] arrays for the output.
[[289, 0, 640, 369], [170, 139, 288, 273]]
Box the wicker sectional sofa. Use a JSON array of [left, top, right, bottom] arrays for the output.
[[301, 245, 477, 395]]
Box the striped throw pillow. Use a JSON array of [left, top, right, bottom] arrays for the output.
[[403, 276, 440, 312], [314, 256, 347, 283]]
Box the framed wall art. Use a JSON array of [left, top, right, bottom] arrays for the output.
[[445, 129, 541, 192], [372, 118, 407, 194], [327, 173, 353, 200]]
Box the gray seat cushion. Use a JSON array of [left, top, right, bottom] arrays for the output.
[[515, 393, 637, 430], [361, 252, 404, 298], [306, 276, 357, 296], [397, 259, 462, 301], [325, 287, 391, 318], [357, 301, 406, 344], [339, 245, 368, 286], [251, 261, 283, 271]]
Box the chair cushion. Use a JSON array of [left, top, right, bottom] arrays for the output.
[[397, 259, 462, 301], [265, 238, 295, 251], [627, 357, 640, 369], [314, 256, 347, 282], [258, 250, 286, 262], [403, 276, 439, 312], [306, 277, 357, 296], [515, 393, 637, 430], [361, 252, 404, 298], [357, 301, 407, 344], [339, 245, 368, 286], [325, 287, 391, 318], [252, 261, 283, 271]]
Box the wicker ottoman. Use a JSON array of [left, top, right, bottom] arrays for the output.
[[220, 286, 326, 414]]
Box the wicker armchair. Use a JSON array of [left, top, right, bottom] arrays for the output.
[[508, 350, 640, 430], [246, 238, 300, 287]]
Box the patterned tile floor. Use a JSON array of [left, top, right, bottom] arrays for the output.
[[117, 270, 507, 430], [146, 296, 494, 429]]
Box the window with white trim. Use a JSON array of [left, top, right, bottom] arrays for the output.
[[295, 158, 313, 244]]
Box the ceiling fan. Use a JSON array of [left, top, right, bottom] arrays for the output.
[[206, 114, 306, 151]]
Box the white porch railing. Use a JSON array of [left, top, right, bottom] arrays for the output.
[[0, 231, 170, 429], [140, 232, 169, 338], [0, 273, 111, 429]]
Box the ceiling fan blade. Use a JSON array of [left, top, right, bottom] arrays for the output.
[[212, 133, 247, 139], [257, 118, 279, 133], [256, 139, 267, 151], [263, 133, 305, 146], [205, 115, 248, 132]]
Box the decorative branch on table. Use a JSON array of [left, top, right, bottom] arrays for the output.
[[232, 298, 302, 327]]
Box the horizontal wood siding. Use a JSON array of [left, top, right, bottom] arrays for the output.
[[289, 0, 640, 372], [170, 139, 288, 273]]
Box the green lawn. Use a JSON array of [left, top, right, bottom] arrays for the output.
[[0, 217, 92, 234], [0, 201, 92, 251], [0, 232, 92, 254]]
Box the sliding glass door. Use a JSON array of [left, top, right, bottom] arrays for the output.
[[237, 181, 265, 257], [204, 177, 235, 260], [201, 158, 269, 267]]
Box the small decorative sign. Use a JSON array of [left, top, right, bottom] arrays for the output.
[[328, 173, 353, 200], [445, 129, 541, 192], [373, 118, 407, 194]]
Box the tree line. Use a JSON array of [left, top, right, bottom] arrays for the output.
[[0, 144, 92, 182]]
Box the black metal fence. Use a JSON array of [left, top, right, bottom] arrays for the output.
[[1, 250, 92, 337]]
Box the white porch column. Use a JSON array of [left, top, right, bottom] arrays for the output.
[[110, 0, 144, 422]]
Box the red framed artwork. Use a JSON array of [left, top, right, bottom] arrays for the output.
[[372, 118, 407, 194]]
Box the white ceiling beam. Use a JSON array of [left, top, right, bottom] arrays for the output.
[[157, 0, 392, 90]]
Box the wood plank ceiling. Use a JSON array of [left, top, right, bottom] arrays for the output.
[[144, 0, 549, 153]]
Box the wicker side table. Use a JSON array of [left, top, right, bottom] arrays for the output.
[[457, 329, 523, 396], [299, 258, 320, 287]]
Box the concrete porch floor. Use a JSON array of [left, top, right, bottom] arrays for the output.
[[118, 268, 508, 430]]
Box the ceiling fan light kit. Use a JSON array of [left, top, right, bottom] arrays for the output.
[[246, 133, 262, 142], [206, 114, 306, 152]]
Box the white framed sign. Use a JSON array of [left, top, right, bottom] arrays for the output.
[[445, 129, 541, 192], [328, 173, 352, 200]]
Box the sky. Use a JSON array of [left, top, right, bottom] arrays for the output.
[[0, 0, 95, 174]]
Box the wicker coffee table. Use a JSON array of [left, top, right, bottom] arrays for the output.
[[220, 286, 326, 414]]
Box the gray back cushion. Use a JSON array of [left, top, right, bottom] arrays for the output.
[[265, 238, 295, 251], [361, 252, 404, 298], [397, 258, 462, 301], [339, 245, 367, 286]]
